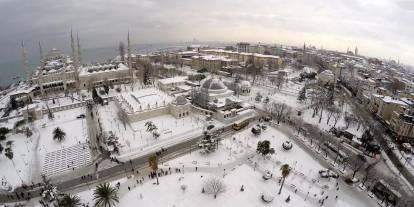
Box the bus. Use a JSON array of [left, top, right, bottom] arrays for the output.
[[232, 119, 249, 131]]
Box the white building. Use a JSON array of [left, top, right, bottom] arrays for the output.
[[78, 63, 131, 89], [114, 87, 191, 123], [157, 76, 188, 92], [192, 78, 255, 123]]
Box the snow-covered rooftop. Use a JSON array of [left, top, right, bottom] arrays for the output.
[[79, 63, 129, 76], [382, 96, 408, 105], [117, 88, 173, 113], [158, 76, 188, 85]]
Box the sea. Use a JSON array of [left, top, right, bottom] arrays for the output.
[[0, 42, 227, 88]]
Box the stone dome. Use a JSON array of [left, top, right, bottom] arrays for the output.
[[175, 95, 188, 105], [240, 80, 251, 88], [201, 78, 227, 94]]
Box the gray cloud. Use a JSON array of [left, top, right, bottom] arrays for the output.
[[0, 0, 413, 65]]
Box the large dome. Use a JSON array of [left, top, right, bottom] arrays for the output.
[[240, 80, 251, 88], [174, 95, 188, 105], [202, 78, 227, 91]]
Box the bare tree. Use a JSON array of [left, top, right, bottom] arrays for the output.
[[270, 72, 285, 90], [344, 112, 357, 129], [331, 109, 343, 128], [270, 102, 292, 124], [204, 177, 226, 199], [326, 106, 340, 125], [346, 154, 366, 179]]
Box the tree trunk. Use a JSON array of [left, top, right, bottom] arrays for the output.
[[278, 177, 286, 194], [333, 118, 338, 128], [352, 169, 358, 179], [319, 108, 324, 123]]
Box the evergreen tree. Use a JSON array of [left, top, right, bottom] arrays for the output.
[[39, 174, 60, 207], [92, 88, 103, 105], [256, 140, 275, 156], [199, 131, 216, 153], [106, 132, 121, 155]]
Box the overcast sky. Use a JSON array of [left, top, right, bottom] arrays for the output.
[[1, 0, 414, 65]]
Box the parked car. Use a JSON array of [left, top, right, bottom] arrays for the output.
[[76, 114, 86, 119], [318, 169, 339, 179], [206, 124, 215, 131]]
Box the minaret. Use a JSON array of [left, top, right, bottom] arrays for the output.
[[77, 33, 81, 65], [127, 31, 132, 68], [38, 41, 44, 63], [70, 28, 78, 67], [355, 46, 358, 56], [70, 29, 80, 89], [21, 41, 32, 83], [38, 41, 45, 95], [127, 31, 134, 82]]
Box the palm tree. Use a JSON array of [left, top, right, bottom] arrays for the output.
[[145, 121, 159, 139], [53, 127, 66, 142], [4, 141, 23, 184], [278, 164, 291, 195], [93, 183, 119, 207], [59, 194, 82, 207], [145, 121, 157, 132], [149, 154, 159, 185]]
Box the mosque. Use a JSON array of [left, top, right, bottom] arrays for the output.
[[192, 77, 255, 123]]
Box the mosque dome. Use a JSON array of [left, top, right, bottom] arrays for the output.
[[240, 80, 251, 88], [174, 95, 188, 105], [201, 78, 227, 94]]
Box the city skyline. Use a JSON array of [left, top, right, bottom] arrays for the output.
[[1, 0, 414, 65]]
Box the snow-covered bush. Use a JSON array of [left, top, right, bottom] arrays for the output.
[[203, 177, 225, 199]]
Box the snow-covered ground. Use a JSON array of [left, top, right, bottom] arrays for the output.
[[301, 103, 365, 138], [22, 124, 378, 207], [0, 131, 32, 190], [97, 101, 224, 159], [0, 106, 89, 189]]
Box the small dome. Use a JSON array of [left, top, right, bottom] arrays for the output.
[[202, 78, 227, 91], [175, 96, 188, 105], [240, 80, 251, 88]]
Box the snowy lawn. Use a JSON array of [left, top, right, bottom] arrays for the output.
[[73, 165, 315, 207], [300, 103, 364, 138], [35, 106, 88, 154], [0, 132, 33, 190], [97, 101, 224, 159], [0, 107, 88, 189]]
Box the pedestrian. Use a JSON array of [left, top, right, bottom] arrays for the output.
[[196, 167, 198, 171], [128, 186, 131, 191]]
